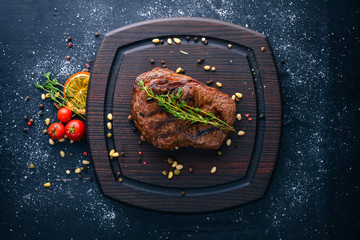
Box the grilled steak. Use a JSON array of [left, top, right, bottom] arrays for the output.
[[131, 67, 236, 150]]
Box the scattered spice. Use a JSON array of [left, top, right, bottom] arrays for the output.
[[41, 94, 46, 100], [68, 42, 73, 48], [261, 47, 266, 52], [26, 96, 30, 101], [211, 66, 216, 71], [140, 135, 146, 142], [120, 151, 125, 157], [82, 160, 90, 165], [173, 38, 181, 44], [188, 166, 194, 173], [281, 59, 286, 64], [201, 37, 206, 42], [167, 157, 174, 164], [203, 40, 208, 45], [162, 64, 167, 68], [217, 150, 222, 156], [116, 171, 121, 176], [206, 80, 213, 85], [107, 132, 112, 138], [236, 113, 241, 121], [67, 36, 72, 41], [44, 182, 51, 188], [69, 152, 74, 157], [235, 93, 242, 99], [211, 166, 217, 174], [49, 138, 55, 145], [138, 151, 143, 155], [39, 111, 43, 116], [179, 50, 188, 54], [193, 37, 198, 42], [39, 104, 44, 109], [150, 59, 155, 64], [186, 36, 190, 40], [226, 139, 232, 146], [162, 170, 167, 176], [85, 63, 90, 68], [174, 169, 180, 175], [181, 190, 185, 196], [43, 129, 47, 134], [29, 163, 35, 169], [152, 38, 160, 44], [119, 178, 123, 182], [74, 168, 81, 174], [107, 122, 112, 130], [60, 151, 65, 158], [235, 97, 240, 102], [94, 32, 100, 37], [107, 113, 113, 121], [24, 116, 28, 120], [168, 171, 174, 179], [176, 164, 183, 170], [259, 114, 265, 119], [83, 151, 88, 156], [88, 60, 92, 64], [66, 55, 70, 60], [245, 113, 250, 118], [112, 152, 119, 157], [27, 122, 32, 126], [128, 114, 133, 121], [160, 60, 165, 64], [248, 117, 252, 121], [45, 118, 50, 125], [176, 67, 182, 73], [23, 128, 28, 133], [159, 39, 164, 44], [66, 170, 70, 175], [204, 65, 210, 71], [228, 44, 232, 48], [78, 174, 83, 179], [216, 82, 222, 88], [167, 38, 172, 45], [172, 161, 178, 168], [197, 59, 202, 64]]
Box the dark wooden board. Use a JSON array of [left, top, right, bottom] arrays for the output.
[[86, 17, 282, 213]]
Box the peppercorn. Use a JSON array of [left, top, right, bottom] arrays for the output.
[[28, 121, 32, 126], [180, 190, 185, 196], [68, 42, 73, 48], [67, 36, 72, 41], [120, 151, 125, 157], [138, 140, 142, 145], [186, 36, 190, 40], [128, 115, 133, 121], [78, 174, 83, 179], [53, 102, 60, 110], [161, 60, 165, 64], [281, 59, 285, 64], [86, 63, 90, 68], [94, 32, 99, 37], [159, 39, 164, 44], [200, 57, 205, 62], [83, 152, 88, 156], [39, 111, 43, 116], [197, 59, 202, 64], [116, 171, 121, 176], [140, 135, 146, 142], [88, 60, 92, 64], [69, 152, 74, 157], [204, 40, 208, 45], [194, 37, 198, 42], [180, 68, 185, 74], [29, 119, 34, 123], [23, 128, 28, 133], [66, 55, 70, 60], [39, 104, 44, 109], [162, 64, 167, 68], [188, 166, 194, 173], [25, 96, 30, 101], [150, 59, 155, 64], [88, 177, 93, 181], [206, 80, 213, 85], [82, 68, 89, 72], [261, 47, 266, 52], [259, 114, 265, 119], [24, 116, 28, 120], [132, 126, 137, 132]]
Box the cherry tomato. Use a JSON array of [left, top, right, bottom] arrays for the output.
[[65, 120, 85, 141], [48, 122, 65, 140], [57, 108, 73, 123]]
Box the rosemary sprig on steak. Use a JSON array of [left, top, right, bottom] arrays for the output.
[[138, 79, 234, 131]]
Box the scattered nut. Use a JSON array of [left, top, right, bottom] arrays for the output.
[[236, 114, 242, 121], [60, 151, 65, 158], [44, 182, 51, 187], [176, 164, 183, 170], [228, 44, 232, 48], [167, 38, 172, 45], [216, 82, 222, 88], [107, 113, 113, 120], [204, 65, 210, 71], [206, 80, 213, 85], [167, 157, 174, 164], [226, 139, 232, 146], [109, 149, 115, 157], [176, 67, 182, 73], [152, 38, 160, 44], [74, 168, 81, 174], [172, 161, 178, 168], [211, 166, 217, 174], [45, 118, 50, 125], [238, 130, 245, 136], [107, 132, 112, 138], [112, 152, 119, 157], [66, 170, 70, 175], [231, 95, 236, 100], [188, 166, 194, 173], [41, 94, 46, 100], [173, 38, 181, 44], [211, 67, 216, 71], [29, 163, 35, 169], [162, 170, 167, 176], [140, 135, 146, 142], [168, 171, 174, 179], [174, 169, 180, 175], [107, 122, 112, 130], [235, 92, 243, 99], [201, 37, 206, 42], [82, 160, 90, 165], [58, 138, 65, 142], [49, 138, 55, 145]]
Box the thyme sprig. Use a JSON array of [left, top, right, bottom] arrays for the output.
[[138, 79, 234, 131], [35, 72, 85, 120]]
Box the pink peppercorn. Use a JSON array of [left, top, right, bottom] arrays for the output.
[[68, 42, 73, 48]]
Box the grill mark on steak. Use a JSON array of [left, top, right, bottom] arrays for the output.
[[130, 67, 236, 150]]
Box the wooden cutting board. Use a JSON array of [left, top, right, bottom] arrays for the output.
[[86, 17, 282, 213]]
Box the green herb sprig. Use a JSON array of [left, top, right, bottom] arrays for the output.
[[138, 79, 234, 131], [35, 73, 85, 120]]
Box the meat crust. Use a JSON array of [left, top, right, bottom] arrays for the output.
[[131, 67, 236, 150]]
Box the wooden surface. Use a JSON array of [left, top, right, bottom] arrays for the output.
[[86, 17, 282, 213]]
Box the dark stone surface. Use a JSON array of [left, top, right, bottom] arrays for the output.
[[0, 0, 359, 239]]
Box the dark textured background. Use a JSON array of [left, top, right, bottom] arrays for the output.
[[0, 0, 359, 239]]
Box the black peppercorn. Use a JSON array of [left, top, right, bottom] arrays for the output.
[[120, 151, 125, 157], [78, 174, 83, 179], [206, 80, 213, 85], [159, 39, 164, 44], [162, 64, 167, 68], [88, 177, 93, 181], [23, 128, 28, 133], [94, 32, 99, 37], [39, 104, 44, 109], [24, 116, 28, 120], [67, 36, 72, 41], [39, 111, 43, 116], [25, 96, 30, 101], [197, 59, 202, 64], [281, 59, 285, 64], [150, 59, 155, 64], [88, 60, 92, 64], [194, 37, 198, 42], [116, 171, 121, 176], [180, 190, 185, 196], [186, 36, 190, 40], [204, 40, 208, 45], [200, 57, 205, 62], [188, 166, 194, 173], [259, 114, 265, 119]]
